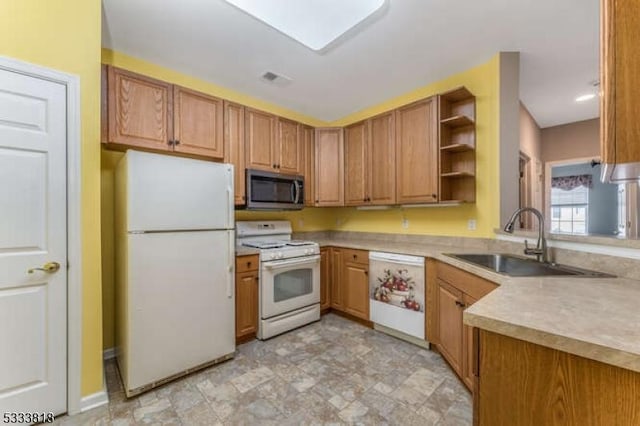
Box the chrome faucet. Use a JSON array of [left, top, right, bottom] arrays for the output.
[[503, 207, 548, 263]]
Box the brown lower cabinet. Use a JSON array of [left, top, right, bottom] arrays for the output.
[[324, 247, 370, 322], [477, 330, 640, 425], [235, 255, 259, 343], [342, 249, 369, 320], [431, 261, 497, 390]]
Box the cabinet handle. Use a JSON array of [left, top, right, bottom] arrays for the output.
[[174, 139, 180, 146], [276, 164, 280, 169], [432, 194, 437, 199], [247, 261, 252, 267], [353, 254, 357, 259], [364, 270, 368, 275], [455, 300, 466, 308], [272, 164, 277, 168], [255, 276, 259, 281], [168, 140, 174, 146]]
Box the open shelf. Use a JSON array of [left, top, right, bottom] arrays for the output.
[[440, 115, 474, 128], [440, 143, 474, 153], [438, 86, 476, 203], [441, 171, 475, 178]]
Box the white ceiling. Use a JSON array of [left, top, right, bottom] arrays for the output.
[[102, 0, 600, 128]]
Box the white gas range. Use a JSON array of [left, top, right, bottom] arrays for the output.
[[236, 221, 320, 340]]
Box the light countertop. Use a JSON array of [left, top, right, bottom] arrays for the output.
[[311, 237, 640, 373]]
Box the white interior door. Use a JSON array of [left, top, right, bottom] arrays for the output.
[[0, 68, 67, 414]]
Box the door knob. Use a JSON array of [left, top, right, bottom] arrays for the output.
[[28, 261, 61, 274]]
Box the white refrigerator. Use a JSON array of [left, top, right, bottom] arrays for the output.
[[115, 150, 235, 397]]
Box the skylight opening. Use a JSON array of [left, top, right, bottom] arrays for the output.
[[224, 0, 387, 51]]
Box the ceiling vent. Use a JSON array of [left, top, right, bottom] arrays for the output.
[[260, 71, 292, 87]]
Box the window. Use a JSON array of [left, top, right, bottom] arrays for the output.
[[550, 185, 588, 235]]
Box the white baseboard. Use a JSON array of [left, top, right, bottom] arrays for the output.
[[79, 387, 108, 412], [103, 347, 116, 360], [79, 364, 109, 412]]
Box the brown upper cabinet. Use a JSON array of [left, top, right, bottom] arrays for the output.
[[395, 97, 439, 204], [277, 118, 302, 175], [103, 66, 224, 160], [224, 101, 245, 205], [344, 112, 396, 206], [173, 86, 224, 159], [344, 121, 368, 206], [368, 111, 396, 205], [245, 108, 277, 172], [301, 125, 316, 206], [600, 0, 640, 182], [315, 128, 345, 206], [245, 110, 302, 175]]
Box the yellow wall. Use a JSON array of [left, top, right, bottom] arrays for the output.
[[331, 56, 501, 237], [0, 1, 104, 395]]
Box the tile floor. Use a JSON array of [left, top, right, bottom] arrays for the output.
[[58, 314, 471, 425]]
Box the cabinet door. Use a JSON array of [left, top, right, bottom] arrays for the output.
[[437, 279, 463, 375], [344, 121, 368, 206], [173, 86, 224, 159], [330, 248, 344, 310], [462, 293, 478, 390], [236, 270, 258, 339], [601, 0, 640, 180], [302, 126, 316, 206], [343, 261, 370, 320], [278, 118, 302, 175], [395, 98, 439, 204], [369, 111, 396, 205], [315, 128, 344, 206], [320, 248, 331, 311], [107, 66, 173, 150], [224, 102, 246, 205], [245, 108, 277, 172]]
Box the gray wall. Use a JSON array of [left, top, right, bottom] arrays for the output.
[[551, 163, 618, 235]]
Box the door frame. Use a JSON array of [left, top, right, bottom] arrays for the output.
[[0, 56, 83, 414]]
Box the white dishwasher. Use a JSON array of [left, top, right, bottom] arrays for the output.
[[369, 251, 426, 340]]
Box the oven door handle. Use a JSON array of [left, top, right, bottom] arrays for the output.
[[263, 255, 320, 270]]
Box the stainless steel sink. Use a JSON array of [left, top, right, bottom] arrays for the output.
[[445, 253, 614, 278]]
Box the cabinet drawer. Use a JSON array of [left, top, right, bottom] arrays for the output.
[[437, 261, 497, 300], [342, 248, 369, 265], [236, 255, 259, 273]]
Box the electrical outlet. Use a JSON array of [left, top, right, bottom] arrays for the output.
[[402, 218, 409, 229], [468, 219, 477, 231], [298, 219, 304, 228]]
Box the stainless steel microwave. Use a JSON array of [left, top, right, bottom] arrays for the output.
[[245, 169, 304, 210]]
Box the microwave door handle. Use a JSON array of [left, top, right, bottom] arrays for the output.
[[293, 180, 301, 204]]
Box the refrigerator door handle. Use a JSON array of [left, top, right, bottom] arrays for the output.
[[227, 187, 233, 227], [227, 231, 234, 299]]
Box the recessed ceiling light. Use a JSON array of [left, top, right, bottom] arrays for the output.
[[575, 93, 596, 102], [223, 0, 387, 51]]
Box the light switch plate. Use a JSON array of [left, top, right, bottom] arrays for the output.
[[402, 218, 409, 229], [468, 219, 477, 231]]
